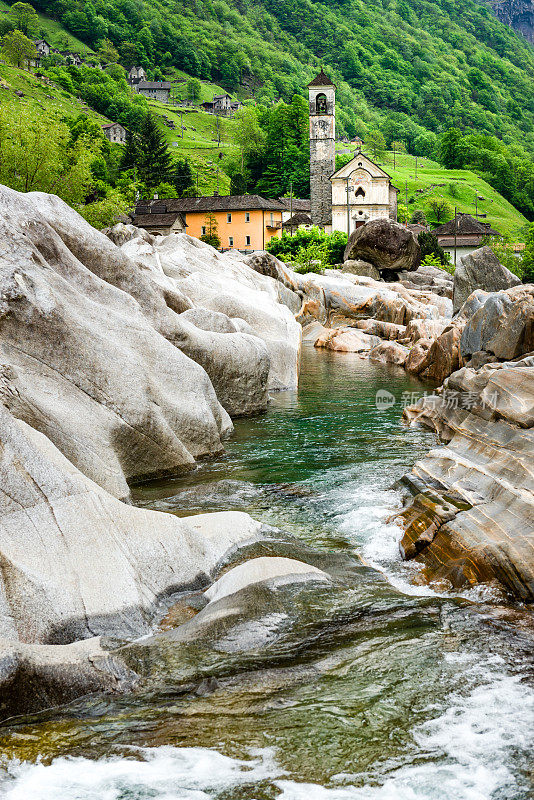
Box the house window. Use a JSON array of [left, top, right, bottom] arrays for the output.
[[245, 212, 250, 222], [201, 226, 206, 235], [229, 236, 234, 247], [227, 213, 232, 223], [270, 213, 274, 226], [245, 235, 251, 246]]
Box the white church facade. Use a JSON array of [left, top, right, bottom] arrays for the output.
[[330, 153, 398, 235], [308, 70, 398, 234]]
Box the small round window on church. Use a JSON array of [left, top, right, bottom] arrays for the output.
[[358, 162, 362, 166], [316, 93, 327, 113]]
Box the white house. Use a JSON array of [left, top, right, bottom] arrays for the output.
[[330, 152, 398, 236]]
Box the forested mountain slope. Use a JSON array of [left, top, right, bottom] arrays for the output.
[[32, 0, 534, 155]]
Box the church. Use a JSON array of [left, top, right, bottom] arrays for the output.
[[308, 71, 398, 234]]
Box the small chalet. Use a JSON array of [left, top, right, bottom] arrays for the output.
[[134, 194, 286, 250], [131, 202, 186, 236], [201, 94, 242, 116], [134, 80, 171, 103], [101, 122, 127, 145], [432, 213, 500, 265], [60, 51, 84, 66], [278, 198, 311, 227], [282, 212, 313, 232]]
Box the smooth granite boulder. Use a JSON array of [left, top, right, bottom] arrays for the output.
[[453, 246, 521, 314], [314, 328, 381, 352], [460, 285, 534, 361], [368, 341, 409, 366], [342, 259, 381, 280], [344, 219, 421, 272]]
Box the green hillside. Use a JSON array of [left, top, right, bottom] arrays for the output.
[[337, 145, 528, 237], [0, 0, 92, 52]]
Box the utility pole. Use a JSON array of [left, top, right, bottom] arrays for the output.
[[289, 180, 293, 236], [475, 191, 478, 218], [196, 170, 199, 196], [392, 142, 396, 170], [346, 176, 351, 238], [405, 180, 408, 207], [216, 166, 220, 195], [216, 115, 220, 147], [454, 206, 458, 268], [180, 111, 184, 139], [415, 156, 418, 181]]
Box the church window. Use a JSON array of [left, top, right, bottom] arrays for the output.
[[358, 162, 363, 166], [316, 93, 327, 113], [355, 187, 366, 199]]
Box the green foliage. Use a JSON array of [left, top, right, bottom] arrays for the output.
[[187, 77, 202, 103], [366, 130, 386, 161], [230, 172, 247, 195], [79, 188, 130, 229], [397, 204, 409, 223], [7, 2, 39, 36], [0, 104, 96, 202], [521, 224, 534, 283], [484, 235, 522, 276], [410, 209, 427, 225], [428, 197, 453, 224], [418, 231, 448, 265], [1, 30, 35, 68], [267, 228, 347, 268]]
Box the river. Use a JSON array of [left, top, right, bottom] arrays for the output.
[[0, 347, 533, 800]]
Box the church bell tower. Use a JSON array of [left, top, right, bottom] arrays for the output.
[[308, 70, 336, 229]]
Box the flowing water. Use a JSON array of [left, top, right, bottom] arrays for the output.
[[1, 347, 533, 800]]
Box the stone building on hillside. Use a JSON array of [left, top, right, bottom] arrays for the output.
[[131, 202, 187, 236], [330, 152, 398, 235], [308, 70, 336, 228], [134, 80, 171, 103], [33, 39, 51, 56], [101, 122, 127, 145], [128, 66, 147, 85], [201, 94, 242, 115]]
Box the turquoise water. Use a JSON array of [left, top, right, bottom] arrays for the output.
[[0, 347, 532, 800]]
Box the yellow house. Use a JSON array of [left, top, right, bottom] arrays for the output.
[[134, 195, 287, 251]]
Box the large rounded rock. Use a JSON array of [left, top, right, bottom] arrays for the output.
[[453, 246, 521, 314], [341, 259, 380, 280], [344, 219, 421, 273]]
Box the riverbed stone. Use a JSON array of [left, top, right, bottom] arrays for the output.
[[344, 219, 421, 272], [342, 259, 381, 280], [399, 356, 534, 601], [453, 246, 521, 314], [314, 328, 381, 352], [368, 341, 409, 366]]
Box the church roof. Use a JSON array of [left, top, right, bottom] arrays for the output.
[[330, 151, 392, 181], [308, 70, 336, 88]]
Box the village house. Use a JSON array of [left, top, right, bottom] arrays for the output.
[[133, 194, 286, 250], [131, 202, 187, 236], [201, 94, 242, 116], [60, 50, 84, 66], [101, 122, 127, 145], [277, 198, 312, 232], [134, 80, 171, 103], [432, 213, 500, 265], [128, 66, 147, 85], [33, 39, 51, 57]]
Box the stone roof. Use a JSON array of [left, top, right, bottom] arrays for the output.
[[137, 81, 171, 90], [153, 195, 286, 212], [437, 236, 491, 247], [278, 198, 311, 212], [101, 122, 125, 129], [308, 69, 336, 88], [432, 213, 499, 237], [282, 212, 312, 228], [132, 212, 185, 228]]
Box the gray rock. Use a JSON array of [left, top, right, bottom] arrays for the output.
[[0, 406, 265, 645], [344, 219, 421, 272], [460, 285, 534, 360], [453, 246, 521, 314], [342, 260, 381, 280]]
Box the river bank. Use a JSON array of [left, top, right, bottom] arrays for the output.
[[1, 347, 533, 800]]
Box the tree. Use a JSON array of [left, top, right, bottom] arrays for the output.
[[418, 231, 448, 265], [8, 2, 39, 36], [428, 198, 453, 224], [520, 223, 534, 284], [136, 112, 173, 188], [397, 203, 409, 223], [187, 77, 201, 103], [97, 38, 119, 64], [366, 130, 386, 161], [438, 128, 466, 170], [410, 209, 427, 225], [230, 172, 247, 195], [170, 157, 194, 197], [200, 213, 220, 248], [1, 30, 36, 68], [0, 105, 96, 203]]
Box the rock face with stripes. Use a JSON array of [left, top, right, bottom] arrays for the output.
[[398, 355, 534, 601]]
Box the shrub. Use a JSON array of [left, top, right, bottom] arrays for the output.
[[267, 227, 347, 268]]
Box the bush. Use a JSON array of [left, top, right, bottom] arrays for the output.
[[267, 227, 347, 268], [200, 233, 221, 248], [418, 231, 448, 265]]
